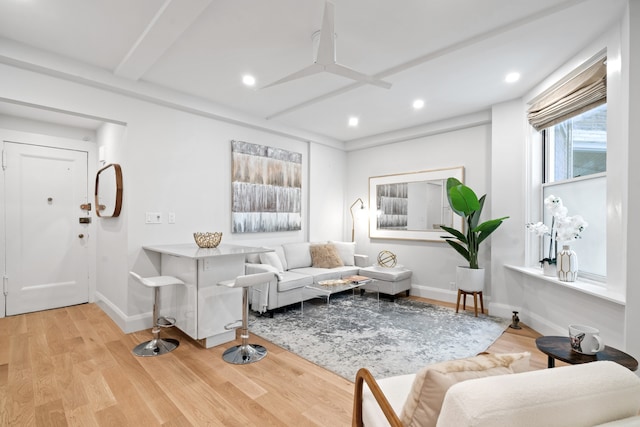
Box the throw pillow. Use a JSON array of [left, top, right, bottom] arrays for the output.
[[329, 241, 356, 266], [399, 352, 531, 427], [310, 244, 344, 268], [259, 251, 284, 272]]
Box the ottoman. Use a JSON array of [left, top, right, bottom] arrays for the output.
[[359, 265, 412, 298]]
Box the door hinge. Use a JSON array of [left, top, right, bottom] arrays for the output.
[[3, 275, 7, 296], [80, 202, 92, 211]]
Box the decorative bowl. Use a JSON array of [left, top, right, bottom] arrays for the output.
[[193, 232, 223, 248]]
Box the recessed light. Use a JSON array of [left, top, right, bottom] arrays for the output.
[[348, 117, 359, 127], [505, 72, 520, 83], [242, 74, 256, 86], [413, 99, 425, 109]]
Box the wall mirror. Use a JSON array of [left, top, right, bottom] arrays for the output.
[[369, 166, 464, 241], [95, 163, 123, 217]]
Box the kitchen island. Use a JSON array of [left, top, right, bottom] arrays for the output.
[[143, 243, 272, 348]]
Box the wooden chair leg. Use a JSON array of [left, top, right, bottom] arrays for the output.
[[473, 292, 478, 317], [455, 289, 462, 313]]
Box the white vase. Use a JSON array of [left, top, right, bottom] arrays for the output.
[[542, 260, 556, 277], [456, 266, 485, 292], [557, 245, 578, 282]]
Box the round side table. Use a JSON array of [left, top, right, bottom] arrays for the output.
[[535, 336, 638, 371]]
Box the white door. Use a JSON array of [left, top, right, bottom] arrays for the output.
[[3, 142, 90, 315]]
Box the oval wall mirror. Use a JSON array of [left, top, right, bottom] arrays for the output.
[[95, 163, 123, 217]]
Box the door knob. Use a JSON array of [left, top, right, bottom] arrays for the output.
[[78, 234, 84, 239]]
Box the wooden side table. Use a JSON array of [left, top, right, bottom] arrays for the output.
[[535, 336, 638, 371]]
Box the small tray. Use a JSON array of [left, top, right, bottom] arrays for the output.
[[317, 279, 349, 286]]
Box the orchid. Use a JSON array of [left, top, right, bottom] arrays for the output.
[[526, 195, 588, 264]]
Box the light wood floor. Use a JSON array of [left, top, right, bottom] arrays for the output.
[[0, 297, 552, 426]]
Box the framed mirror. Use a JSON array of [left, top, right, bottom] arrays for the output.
[[369, 166, 464, 241], [95, 163, 123, 217]]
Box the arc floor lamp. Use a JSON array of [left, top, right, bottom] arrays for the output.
[[350, 197, 365, 242]]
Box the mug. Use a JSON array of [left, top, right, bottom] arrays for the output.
[[569, 324, 605, 355]]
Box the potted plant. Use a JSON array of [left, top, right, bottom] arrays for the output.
[[440, 178, 508, 291], [526, 195, 588, 277]]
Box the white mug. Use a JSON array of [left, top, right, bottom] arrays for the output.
[[569, 324, 605, 355]]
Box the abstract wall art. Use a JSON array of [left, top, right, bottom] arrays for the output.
[[231, 140, 302, 233]]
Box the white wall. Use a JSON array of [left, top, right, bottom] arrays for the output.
[[95, 122, 128, 328], [488, 13, 634, 356], [346, 123, 491, 301], [490, 99, 527, 315], [624, 0, 640, 359], [0, 62, 347, 330]]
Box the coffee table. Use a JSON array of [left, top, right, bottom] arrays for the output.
[[301, 278, 379, 314], [535, 336, 638, 371]]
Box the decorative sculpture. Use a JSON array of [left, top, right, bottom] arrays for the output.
[[377, 250, 397, 268]]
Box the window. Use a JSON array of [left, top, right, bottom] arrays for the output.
[[544, 104, 607, 182], [528, 53, 607, 281], [541, 105, 607, 280]]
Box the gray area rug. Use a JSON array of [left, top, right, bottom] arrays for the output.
[[251, 293, 510, 381]]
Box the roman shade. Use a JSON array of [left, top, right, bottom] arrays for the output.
[[527, 55, 607, 131]]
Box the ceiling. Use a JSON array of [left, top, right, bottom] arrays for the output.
[[0, 0, 626, 144]]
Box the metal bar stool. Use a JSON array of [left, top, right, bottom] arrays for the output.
[[217, 272, 276, 364], [130, 271, 184, 356]]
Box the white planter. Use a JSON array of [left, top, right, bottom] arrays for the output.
[[456, 266, 485, 292], [542, 260, 556, 277]]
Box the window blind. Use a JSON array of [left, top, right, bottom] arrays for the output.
[[527, 57, 607, 131]]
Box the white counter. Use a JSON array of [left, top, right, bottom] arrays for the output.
[[142, 243, 271, 259], [143, 243, 272, 348]]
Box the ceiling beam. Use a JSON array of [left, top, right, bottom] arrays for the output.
[[114, 0, 212, 81], [266, 0, 588, 121]]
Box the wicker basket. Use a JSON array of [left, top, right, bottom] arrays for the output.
[[193, 232, 222, 248]]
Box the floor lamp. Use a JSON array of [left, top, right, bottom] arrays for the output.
[[350, 198, 364, 242]]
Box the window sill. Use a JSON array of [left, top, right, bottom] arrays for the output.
[[505, 265, 625, 306]]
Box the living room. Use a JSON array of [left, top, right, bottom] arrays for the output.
[[1, 0, 640, 424]]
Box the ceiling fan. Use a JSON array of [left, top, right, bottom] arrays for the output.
[[261, 1, 392, 90]]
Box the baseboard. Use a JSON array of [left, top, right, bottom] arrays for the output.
[[95, 292, 150, 334]]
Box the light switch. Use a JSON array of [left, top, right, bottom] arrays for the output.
[[145, 212, 162, 224], [168, 212, 176, 224]]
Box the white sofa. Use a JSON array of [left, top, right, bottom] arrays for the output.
[[354, 353, 640, 427], [245, 241, 369, 312]]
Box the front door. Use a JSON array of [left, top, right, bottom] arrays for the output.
[[3, 141, 90, 315]]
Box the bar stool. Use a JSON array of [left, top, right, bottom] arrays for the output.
[[217, 272, 276, 364], [130, 271, 184, 357]]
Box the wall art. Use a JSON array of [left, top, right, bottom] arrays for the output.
[[231, 140, 302, 233]]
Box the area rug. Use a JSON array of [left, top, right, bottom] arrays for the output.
[[251, 293, 510, 381]]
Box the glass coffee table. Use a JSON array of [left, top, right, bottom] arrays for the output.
[[301, 278, 378, 312]]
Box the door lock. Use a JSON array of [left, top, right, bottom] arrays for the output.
[[78, 234, 84, 239]]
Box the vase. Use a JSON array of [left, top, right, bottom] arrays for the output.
[[557, 245, 578, 282], [542, 260, 556, 277]]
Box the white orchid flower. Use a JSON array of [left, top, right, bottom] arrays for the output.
[[528, 195, 587, 262], [526, 222, 549, 236]]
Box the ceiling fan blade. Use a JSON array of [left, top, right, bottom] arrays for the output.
[[325, 63, 392, 89], [315, 1, 335, 65], [261, 64, 323, 89]]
